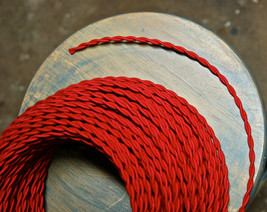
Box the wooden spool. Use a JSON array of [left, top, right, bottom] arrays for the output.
[[20, 12, 267, 211]]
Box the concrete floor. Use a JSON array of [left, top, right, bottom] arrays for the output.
[[0, 0, 266, 211]]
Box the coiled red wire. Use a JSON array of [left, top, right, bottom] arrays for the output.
[[0, 36, 254, 211]]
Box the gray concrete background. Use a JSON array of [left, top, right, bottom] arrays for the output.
[[0, 0, 266, 211]]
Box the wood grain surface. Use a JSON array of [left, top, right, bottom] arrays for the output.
[[19, 12, 266, 211]]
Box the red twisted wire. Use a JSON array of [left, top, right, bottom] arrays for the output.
[[0, 36, 254, 211], [69, 36, 255, 211]]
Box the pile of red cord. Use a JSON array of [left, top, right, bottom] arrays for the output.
[[0, 36, 254, 211]]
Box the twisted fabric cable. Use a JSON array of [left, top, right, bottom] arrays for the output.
[[0, 36, 254, 212], [69, 36, 255, 211]]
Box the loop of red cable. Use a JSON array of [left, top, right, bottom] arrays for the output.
[[0, 36, 254, 212], [0, 77, 229, 211]]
